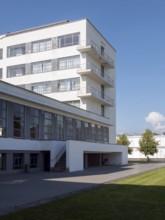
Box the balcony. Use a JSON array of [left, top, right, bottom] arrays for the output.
[[77, 63, 114, 87], [77, 87, 114, 106], [77, 40, 114, 68]]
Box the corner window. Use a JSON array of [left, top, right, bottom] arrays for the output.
[[58, 33, 80, 48]]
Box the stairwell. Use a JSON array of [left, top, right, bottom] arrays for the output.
[[54, 152, 66, 172]]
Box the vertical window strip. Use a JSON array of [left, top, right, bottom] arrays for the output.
[[30, 108, 39, 139], [0, 100, 6, 137], [56, 115, 64, 140], [43, 111, 52, 140]]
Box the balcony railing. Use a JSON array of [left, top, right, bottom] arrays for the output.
[[77, 40, 114, 68], [77, 63, 114, 87], [78, 87, 114, 106]]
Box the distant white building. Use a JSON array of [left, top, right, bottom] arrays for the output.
[[0, 19, 127, 173], [127, 135, 165, 160]]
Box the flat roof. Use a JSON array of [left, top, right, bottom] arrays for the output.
[[0, 18, 115, 51]]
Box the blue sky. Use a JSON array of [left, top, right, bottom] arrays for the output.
[[1, 0, 165, 134]]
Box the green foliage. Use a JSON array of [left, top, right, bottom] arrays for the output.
[[117, 134, 130, 145], [117, 134, 133, 154], [128, 146, 133, 155], [139, 129, 158, 161]]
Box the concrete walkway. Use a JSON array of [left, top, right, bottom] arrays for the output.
[[0, 162, 165, 215]]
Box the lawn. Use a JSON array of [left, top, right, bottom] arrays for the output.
[[1, 167, 165, 220]]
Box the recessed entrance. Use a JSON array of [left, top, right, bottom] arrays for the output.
[[84, 153, 102, 168], [43, 151, 50, 171]]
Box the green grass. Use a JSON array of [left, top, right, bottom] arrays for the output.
[[1, 167, 165, 220]]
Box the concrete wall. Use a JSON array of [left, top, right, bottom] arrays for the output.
[[0, 138, 65, 169], [66, 140, 127, 172]]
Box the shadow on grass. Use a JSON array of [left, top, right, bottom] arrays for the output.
[[1, 184, 165, 220]]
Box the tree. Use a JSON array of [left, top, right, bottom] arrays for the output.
[[117, 134, 133, 154], [139, 129, 158, 161]]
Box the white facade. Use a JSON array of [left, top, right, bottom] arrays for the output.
[[0, 19, 116, 143], [0, 80, 127, 173], [0, 19, 125, 173], [128, 135, 165, 160]]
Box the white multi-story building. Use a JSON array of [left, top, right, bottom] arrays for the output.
[[0, 19, 127, 173], [128, 135, 165, 160], [0, 19, 115, 142]]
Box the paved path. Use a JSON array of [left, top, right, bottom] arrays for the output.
[[0, 162, 165, 215]]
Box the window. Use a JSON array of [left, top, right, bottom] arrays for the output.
[[101, 85, 104, 99], [58, 55, 80, 70], [101, 65, 104, 77], [101, 46, 104, 56], [71, 78, 80, 90], [103, 127, 109, 143], [13, 103, 24, 138], [58, 33, 80, 48], [30, 153, 38, 168], [32, 81, 51, 94], [56, 115, 64, 140], [97, 125, 103, 142], [66, 101, 80, 108], [43, 111, 52, 140], [32, 39, 52, 53], [91, 124, 96, 141], [0, 153, 6, 170], [30, 108, 39, 139], [84, 122, 90, 141], [66, 117, 74, 140], [0, 49, 3, 59], [7, 64, 25, 77], [7, 44, 25, 57], [13, 153, 24, 169], [0, 100, 7, 137], [32, 60, 52, 74], [75, 120, 81, 140], [0, 68, 2, 79], [58, 78, 80, 92], [101, 105, 105, 117]]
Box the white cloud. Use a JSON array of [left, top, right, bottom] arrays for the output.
[[145, 112, 165, 133]]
